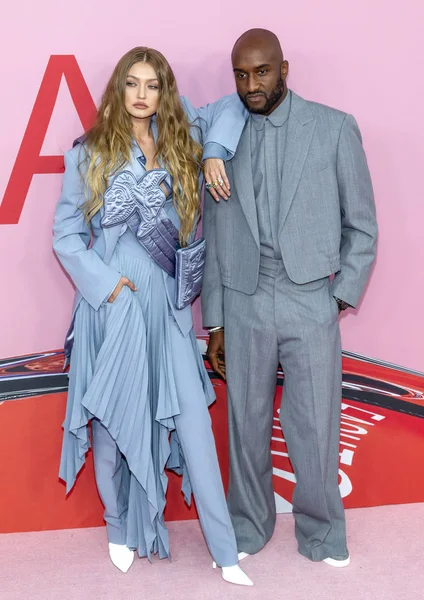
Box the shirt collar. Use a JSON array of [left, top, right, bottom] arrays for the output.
[[250, 89, 292, 131]]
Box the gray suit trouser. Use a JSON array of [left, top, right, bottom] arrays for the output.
[[91, 315, 238, 567], [224, 255, 347, 561]]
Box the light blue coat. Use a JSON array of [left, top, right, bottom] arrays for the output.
[[53, 95, 247, 341]]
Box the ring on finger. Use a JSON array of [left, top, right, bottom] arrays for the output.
[[212, 181, 220, 189], [205, 182, 213, 190], [217, 176, 224, 186]]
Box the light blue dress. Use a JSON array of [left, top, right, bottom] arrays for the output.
[[54, 97, 247, 566]]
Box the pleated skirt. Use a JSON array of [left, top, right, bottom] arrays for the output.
[[59, 233, 215, 559]]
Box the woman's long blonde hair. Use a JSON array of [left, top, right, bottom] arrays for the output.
[[82, 47, 203, 245]]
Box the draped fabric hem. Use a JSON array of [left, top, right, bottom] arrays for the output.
[[59, 249, 212, 559]]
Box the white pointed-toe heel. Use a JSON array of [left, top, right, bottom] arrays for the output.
[[238, 552, 250, 561], [211, 551, 250, 570], [108, 543, 135, 573], [212, 561, 254, 586]]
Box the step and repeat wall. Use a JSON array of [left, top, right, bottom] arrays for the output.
[[0, 0, 423, 533]]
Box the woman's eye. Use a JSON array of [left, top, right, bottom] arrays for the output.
[[148, 85, 159, 90], [126, 81, 136, 87]]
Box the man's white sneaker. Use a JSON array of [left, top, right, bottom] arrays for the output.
[[323, 555, 350, 568]]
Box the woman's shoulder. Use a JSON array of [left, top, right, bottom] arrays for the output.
[[64, 137, 89, 167], [179, 96, 199, 124], [179, 97, 203, 144]]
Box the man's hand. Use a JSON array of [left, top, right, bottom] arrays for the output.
[[108, 276, 137, 303], [206, 329, 226, 380], [334, 297, 351, 313], [204, 159, 231, 202]]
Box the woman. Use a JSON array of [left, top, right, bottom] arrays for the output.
[[53, 47, 252, 586]]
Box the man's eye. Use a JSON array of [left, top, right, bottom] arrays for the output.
[[236, 73, 246, 79], [258, 70, 268, 76]]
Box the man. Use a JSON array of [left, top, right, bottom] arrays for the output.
[[201, 29, 377, 566]]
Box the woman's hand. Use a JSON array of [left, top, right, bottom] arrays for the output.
[[107, 276, 137, 303], [204, 159, 231, 202]]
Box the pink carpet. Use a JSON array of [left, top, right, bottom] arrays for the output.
[[1, 503, 423, 599]]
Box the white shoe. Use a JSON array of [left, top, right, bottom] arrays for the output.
[[238, 552, 250, 561], [212, 562, 254, 586], [323, 555, 350, 568], [108, 543, 135, 573]]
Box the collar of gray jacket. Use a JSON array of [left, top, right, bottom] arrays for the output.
[[250, 89, 292, 130]]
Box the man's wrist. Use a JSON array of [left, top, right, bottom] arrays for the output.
[[208, 326, 224, 333]]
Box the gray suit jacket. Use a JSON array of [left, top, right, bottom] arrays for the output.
[[201, 91, 378, 327]]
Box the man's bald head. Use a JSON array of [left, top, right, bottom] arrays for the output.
[[231, 29, 288, 115], [232, 29, 284, 64]]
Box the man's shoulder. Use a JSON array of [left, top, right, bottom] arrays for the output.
[[292, 91, 348, 125]]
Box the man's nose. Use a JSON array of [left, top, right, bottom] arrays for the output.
[[246, 75, 259, 93]]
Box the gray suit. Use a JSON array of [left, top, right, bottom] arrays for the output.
[[201, 91, 377, 560]]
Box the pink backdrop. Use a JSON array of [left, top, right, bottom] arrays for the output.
[[0, 0, 423, 372]]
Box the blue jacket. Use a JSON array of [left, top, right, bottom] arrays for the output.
[[53, 95, 247, 342]]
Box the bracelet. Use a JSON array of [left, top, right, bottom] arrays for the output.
[[209, 326, 224, 333]]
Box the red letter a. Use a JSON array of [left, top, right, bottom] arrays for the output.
[[0, 55, 96, 224]]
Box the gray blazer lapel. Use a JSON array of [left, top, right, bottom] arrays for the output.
[[232, 122, 259, 247], [279, 94, 316, 233]]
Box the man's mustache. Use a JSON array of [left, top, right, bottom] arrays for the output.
[[246, 92, 266, 99]]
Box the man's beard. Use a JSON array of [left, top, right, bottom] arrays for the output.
[[239, 77, 285, 115]]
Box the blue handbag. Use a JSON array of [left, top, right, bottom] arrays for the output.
[[175, 236, 206, 309]]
